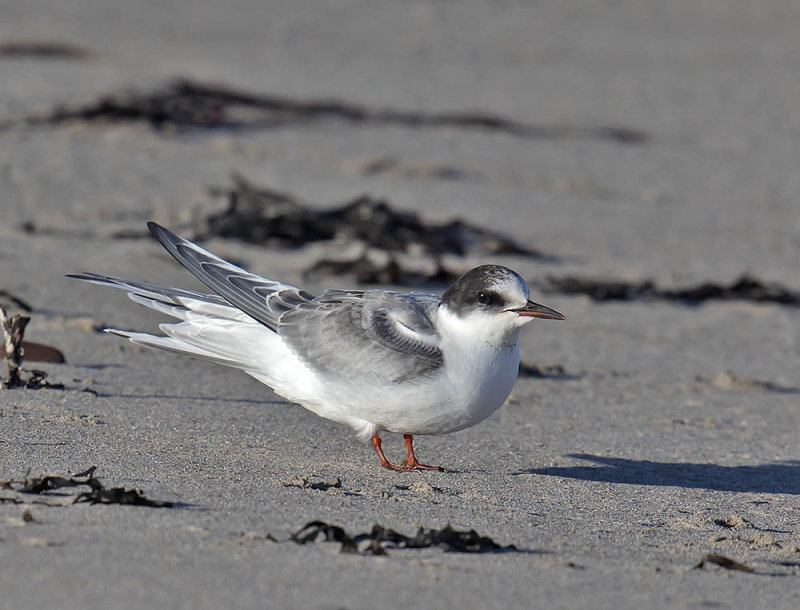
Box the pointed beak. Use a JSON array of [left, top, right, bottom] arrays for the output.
[[507, 300, 566, 320]]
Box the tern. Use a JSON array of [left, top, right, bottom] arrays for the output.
[[70, 222, 565, 471]]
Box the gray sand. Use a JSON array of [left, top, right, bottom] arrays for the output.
[[2, 1, 799, 608]]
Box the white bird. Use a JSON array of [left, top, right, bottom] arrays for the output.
[[69, 222, 565, 471]]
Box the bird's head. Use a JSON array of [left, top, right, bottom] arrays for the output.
[[439, 265, 565, 346]]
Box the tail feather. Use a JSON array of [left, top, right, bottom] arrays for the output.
[[68, 242, 324, 412], [126, 293, 252, 324], [160, 320, 264, 367], [106, 328, 247, 369], [71, 271, 278, 371]]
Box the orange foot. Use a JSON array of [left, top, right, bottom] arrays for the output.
[[369, 433, 443, 471]]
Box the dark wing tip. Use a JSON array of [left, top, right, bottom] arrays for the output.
[[146, 223, 190, 264], [66, 272, 102, 281], [147, 221, 175, 246]]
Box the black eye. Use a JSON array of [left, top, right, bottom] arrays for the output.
[[477, 291, 502, 306]]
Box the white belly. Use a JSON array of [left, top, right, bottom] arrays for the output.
[[366, 342, 520, 436]]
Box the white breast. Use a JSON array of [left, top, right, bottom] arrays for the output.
[[423, 305, 523, 434]]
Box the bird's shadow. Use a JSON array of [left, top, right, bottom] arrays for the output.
[[514, 454, 800, 495]]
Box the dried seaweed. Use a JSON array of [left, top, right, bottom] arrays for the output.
[[518, 363, 582, 380], [21, 370, 64, 390], [4, 466, 173, 508], [289, 520, 516, 556], [0, 290, 33, 312], [540, 274, 800, 307], [17, 78, 648, 144], [17, 466, 98, 494], [345, 157, 479, 182], [203, 174, 550, 261], [303, 255, 461, 287], [74, 486, 173, 507], [0, 41, 94, 60], [290, 521, 360, 554], [694, 553, 755, 573]]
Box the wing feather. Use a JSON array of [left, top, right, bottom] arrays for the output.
[[278, 290, 443, 383], [147, 222, 314, 331]]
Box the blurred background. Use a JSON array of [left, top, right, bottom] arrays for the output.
[[2, 0, 799, 286]]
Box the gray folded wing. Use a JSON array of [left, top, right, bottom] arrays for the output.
[[278, 290, 444, 384]]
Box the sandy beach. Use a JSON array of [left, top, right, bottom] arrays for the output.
[[2, 1, 799, 608]]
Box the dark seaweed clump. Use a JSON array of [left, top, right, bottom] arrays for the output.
[[204, 174, 547, 260], [290, 520, 516, 555], [16, 78, 648, 145], [198, 174, 555, 287], [4, 466, 173, 508], [540, 274, 800, 307]]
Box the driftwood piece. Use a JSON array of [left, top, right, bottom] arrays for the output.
[[1, 305, 31, 388]]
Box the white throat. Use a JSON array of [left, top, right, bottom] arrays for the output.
[[436, 305, 521, 379], [432, 305, 522, 430]]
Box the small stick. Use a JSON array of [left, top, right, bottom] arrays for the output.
[[0, 305, 30, 388]]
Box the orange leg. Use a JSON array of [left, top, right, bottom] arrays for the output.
[[402, 434, 443, 471], [371, 434, 415, 471]]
